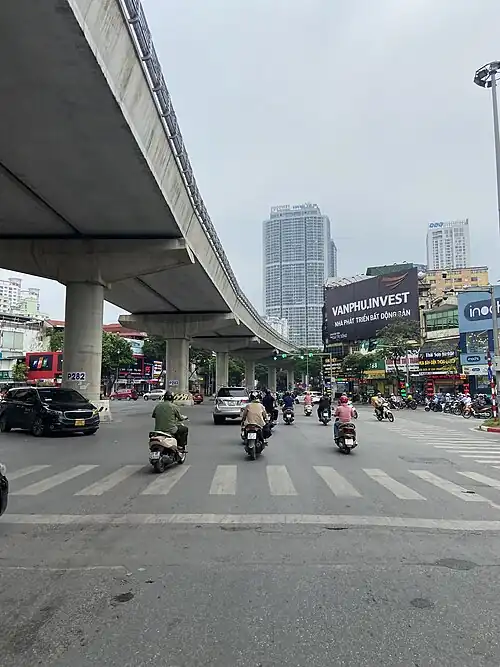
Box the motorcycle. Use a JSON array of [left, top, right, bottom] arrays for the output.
[[283, 408, 294, 425], [405, 399, 417, 410], [320, 409, 331, 426], [335, 421, 357, 454], [148, 430, 187, 473], [243, 424, 265, 460], [375, 405, 394, 423], [0, 462, 8, 517], [304, 404, 313, 417], [463, 404, 493, 420]]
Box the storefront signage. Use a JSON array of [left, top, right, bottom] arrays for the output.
[[464, 365, 489, 375], [418, 350, 458, 375], [460, 353, 489, 366], [458, 287, 500, 334]]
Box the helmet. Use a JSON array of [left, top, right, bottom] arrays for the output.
[[340, 395, 348, 404], [249, 391, 259, 401], [163, 391, 174, 401]]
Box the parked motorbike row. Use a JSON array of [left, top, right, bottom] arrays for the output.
[[425, 398, 493, 420]]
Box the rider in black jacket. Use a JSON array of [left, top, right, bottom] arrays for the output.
[[317, 394, 331, 420]]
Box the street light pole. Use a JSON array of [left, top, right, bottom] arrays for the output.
[[474, 61, 500, 240]]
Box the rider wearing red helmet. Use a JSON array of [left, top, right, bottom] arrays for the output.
[[334, 395, 356, 439]]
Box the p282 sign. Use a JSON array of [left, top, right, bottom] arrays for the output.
[[67, 371, 86, 381]]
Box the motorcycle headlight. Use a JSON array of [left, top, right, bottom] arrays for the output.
[[0, 463, 6, 477]]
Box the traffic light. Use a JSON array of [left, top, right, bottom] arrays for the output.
[[281, 353, 287, 359], [308, 352, 313, 358], [299, 355, 304, 360], [399, 380, 407, 399]]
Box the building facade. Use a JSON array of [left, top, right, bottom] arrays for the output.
[[263, 316, 289, 340], [426, 219, 470, 270], [0, 277, 42, 318], [422, 266, 488, 301], [263, 203, 336, 347]]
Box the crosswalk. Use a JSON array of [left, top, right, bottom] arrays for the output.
[[390, 423, 500, 469], [7, 462, 500, 505]]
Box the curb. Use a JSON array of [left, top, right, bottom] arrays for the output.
[[478, 425, 500, 433]]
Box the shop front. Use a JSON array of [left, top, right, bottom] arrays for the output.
[[418, 338, 462, 393]]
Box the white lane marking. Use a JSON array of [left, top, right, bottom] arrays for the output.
[[409, 470, 491, 503], [75, 465, 143, 496], [458, 455, 500, 459], [266, 465, 298, 496], [12, 465, 98, 495], [458, 471, 500, 489], [4, 513, 500, 531], [140, 465, 190, 495], [363, 469, 425, 500], [209, 465, 237, 495], [8, 465, 51, 480], [435, 447, 500, 450], [314, 466, 361, 497]]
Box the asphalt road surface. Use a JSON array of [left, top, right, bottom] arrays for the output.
[[2, 401, 500, 666]]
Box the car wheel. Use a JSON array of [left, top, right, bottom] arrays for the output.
[[31, 417, 47, 437], [0, 416, 11, 433]]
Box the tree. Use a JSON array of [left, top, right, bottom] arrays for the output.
[[12, 360, 28, 382], [101, 332, 134, 378], [341, 352, 381, 380], [228, 356, 245, 386], [143, 336, 166, 361], [376, 319, 421, 379], [48, 329, 64, 352], [292, 350, 322, 387]]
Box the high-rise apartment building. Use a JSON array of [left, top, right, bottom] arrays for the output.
[[426, 219, 470, 270], [0, 277, 41, 317], [263, 203, 336, 347]]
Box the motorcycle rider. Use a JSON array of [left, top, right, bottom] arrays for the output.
[[241, 391, 269, 443], [317, 393, 332, 420], [262, 389, 277, 422], [334, 395, 356, 439], [303, 391, 313, 414], [152, 391, 188, 450], [282, 391, 295, 413], [373, 392, 386, 420]]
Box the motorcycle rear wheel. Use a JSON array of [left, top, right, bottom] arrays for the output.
[[153, 459, 166, 473]]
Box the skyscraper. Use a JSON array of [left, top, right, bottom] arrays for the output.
[[426, 219, 471, 270], [263, 203, 336, 347]]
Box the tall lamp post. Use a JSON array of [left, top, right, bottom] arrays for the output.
[[474, 61, 500, 238]]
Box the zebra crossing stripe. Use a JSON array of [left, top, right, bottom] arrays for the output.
[[363, 469, 425, 500], [313, 466, 361, 497], [209, 465, 237, 495], [12, 465, 98, 496], [458, 471, 500, 489], [8, 465, 51, 481], [266, 465, 298, 496], [409, 470, 491, 503], [75, 465, 143, 496], [140, 465, 190, 495]]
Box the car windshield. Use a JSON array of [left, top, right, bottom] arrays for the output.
[[37, 388, 88, 404], [217, 388, 247, 398]]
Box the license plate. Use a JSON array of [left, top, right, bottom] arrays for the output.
[[345, 438, 354, 445], [75, 419, 85, 426], [248, 432, 257, 440], [150, 451, 161, 459]]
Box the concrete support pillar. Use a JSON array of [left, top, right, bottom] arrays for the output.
[[285, 369, 292, 391], [216, 352, 229, 389], [166, 339, 190, 394], [245, 360, 255, 390], [268, 366, 277, 393], [62, 281, 104, 404]]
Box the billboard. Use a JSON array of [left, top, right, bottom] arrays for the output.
[[458, 287, 500, 334], [324, 269, 419, 343]]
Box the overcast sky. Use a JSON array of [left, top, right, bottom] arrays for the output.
[[4, 0, 500, 320]]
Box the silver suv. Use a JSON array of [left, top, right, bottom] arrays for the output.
[[213, 387, 249, 424]]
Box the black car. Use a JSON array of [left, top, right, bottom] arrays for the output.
[[0, 387, 100, 437]]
